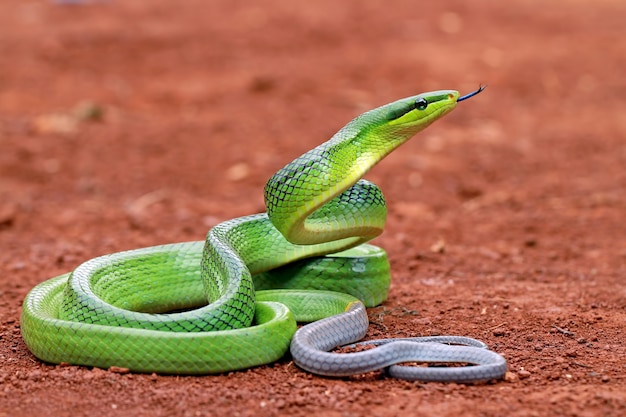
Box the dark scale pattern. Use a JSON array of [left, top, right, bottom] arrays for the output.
[[264, 129, 390, 247], [57, 241, 256, 333]]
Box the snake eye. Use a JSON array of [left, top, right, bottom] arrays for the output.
[[414, 98, 428, 111]]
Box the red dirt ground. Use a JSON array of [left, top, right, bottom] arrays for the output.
[[1, 0, 625, 416]]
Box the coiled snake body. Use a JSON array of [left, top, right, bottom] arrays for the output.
[[21, 88, 507, 382]]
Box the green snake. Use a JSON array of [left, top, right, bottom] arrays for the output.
[[21, 87, 507, 382]]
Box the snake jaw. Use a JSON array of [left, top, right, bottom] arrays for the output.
[[384, 90, 459, 132]]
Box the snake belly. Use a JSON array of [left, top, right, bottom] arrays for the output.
[[21, 88, 507, 381]]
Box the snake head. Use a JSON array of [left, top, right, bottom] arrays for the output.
[[370, 87, 485, 144], [384, 90, 460, 130], [350, 90, 460, 149]]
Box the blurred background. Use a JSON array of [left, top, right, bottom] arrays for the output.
[[1, 0, 624, 265], [0, 0, 625, 415]]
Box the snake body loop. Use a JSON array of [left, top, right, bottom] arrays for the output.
[[21, 88, 507, 382]]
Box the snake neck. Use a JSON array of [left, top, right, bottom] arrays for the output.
[[263, 115, 399, 246], [264, 91, 460, 246]]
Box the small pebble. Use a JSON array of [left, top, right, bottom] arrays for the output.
[[226, 163, 250, 181], [108, 366, 130, 374], [429, 239, 446, 253], [0, 204, 17, 228], [9, 262, 25, 271], [29, 370, 43, 382], [518, 370, 531, 379], [504, 372, 518, 382]]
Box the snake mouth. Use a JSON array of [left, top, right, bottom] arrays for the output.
[[457, 85, 487, 102]]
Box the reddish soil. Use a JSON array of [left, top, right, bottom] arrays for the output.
[[1, 0, 625, 416]]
